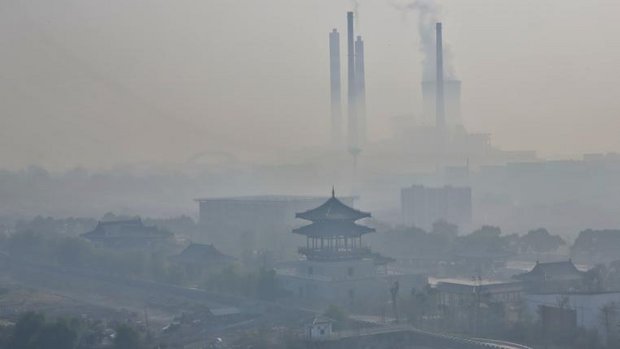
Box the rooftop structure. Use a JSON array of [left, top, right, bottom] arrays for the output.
[[514, 260, 586, 293], [294, 189, 375, 261], [170, 243, 235, 279], [170, 243, 235, 267], [81, 218, 173, 248], [306, 316, 333, 341], [436, 279, 524, 305]]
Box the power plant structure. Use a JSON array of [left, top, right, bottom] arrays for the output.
[[435, 22, 446, 134], [346, 11, 360, 159], [322, 14, 536, 178], [329, 29, 342, 147], [355, 35, 367, 148], [421, 80, 462, 130], [329, 11, 366, 162], [422, 22, 463, 134], [433, 21, 449, 151]]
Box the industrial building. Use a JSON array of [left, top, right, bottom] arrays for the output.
[[327, 12, 367, 158]]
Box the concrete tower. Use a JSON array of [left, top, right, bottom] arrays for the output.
[[346, 11, 359, 156], [421, 80, 462, 129], [355, 35, 367, 147], [435, 22, 446, 134], [329, 29, 342, 147]]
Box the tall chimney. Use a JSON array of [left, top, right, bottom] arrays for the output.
[[435, 22, 446, 134], [329, 29, 342, 147], [346, 11, 358, 154], [355, 35, 366, 147]]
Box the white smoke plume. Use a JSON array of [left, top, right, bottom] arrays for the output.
[[351, 0, 361, 23], [390, 0, 456, 81]]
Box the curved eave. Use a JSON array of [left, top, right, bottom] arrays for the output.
[[295, 211, 370, 222], [295, 197, 371, 222], [292, 222, 375, 237]]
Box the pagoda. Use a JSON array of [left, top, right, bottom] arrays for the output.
[[293, 188, 375, 261], [277, 189, 427, 305]]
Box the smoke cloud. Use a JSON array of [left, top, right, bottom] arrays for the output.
[[351, 0, 361, 22], [391, 0, 457, 81]]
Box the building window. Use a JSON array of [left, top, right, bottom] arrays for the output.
[[348, 267, 354, 277]]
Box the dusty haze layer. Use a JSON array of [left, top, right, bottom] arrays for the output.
[[1, 0, 619, 170]]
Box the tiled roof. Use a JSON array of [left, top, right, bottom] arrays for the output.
[[296, 195, 370, 222], [171, 243, 234, 265], [514, 260, 583, 281], [293, 221, 374, 237]]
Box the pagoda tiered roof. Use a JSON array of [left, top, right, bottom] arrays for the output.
[[293, 221, 374, 237], [296, 190, 370, 222], [293, 189, 375, 261]]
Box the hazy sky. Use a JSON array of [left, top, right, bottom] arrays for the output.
[[1, 0, 619, 169]]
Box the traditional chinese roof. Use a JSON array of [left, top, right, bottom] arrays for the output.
[[293, 221, 375, 237], [295, 189, 370, 222], [81, 219, 172, 241], [514, 260, 584, 282], [170, 243, 235, 266]]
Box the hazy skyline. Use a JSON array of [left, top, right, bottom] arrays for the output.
[[1, 0, 620, 169]]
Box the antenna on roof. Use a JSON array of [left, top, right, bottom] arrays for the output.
[[332, 186, 335, 198]]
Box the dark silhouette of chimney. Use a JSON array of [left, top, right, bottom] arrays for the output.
[[435, 22, 446, 134], [347, 11, 359, 155], [329, 29, 342, 147], [355, 35, 366, 147]]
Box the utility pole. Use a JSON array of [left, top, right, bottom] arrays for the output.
[[390, 280, 400, 323]]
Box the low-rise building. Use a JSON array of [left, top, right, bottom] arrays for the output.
[[514, 260, 586, 293], [306, 316, 333, 341], [81, 218, 173, 249], [436, 279, 524, 308], [170, 243, 235, 279], [524, 292, 620, 337], [435, 278, 524, 325]]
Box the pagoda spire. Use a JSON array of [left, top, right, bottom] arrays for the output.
[[332, 186, 335, 198]]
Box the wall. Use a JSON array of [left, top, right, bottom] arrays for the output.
[[524, 292, 620, 332]]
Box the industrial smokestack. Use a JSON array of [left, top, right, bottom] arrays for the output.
[[355, 35, 366, 147], [435, 22, 446, 134], [329, 29, 342, 147], [346, 11, 359, 154]]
